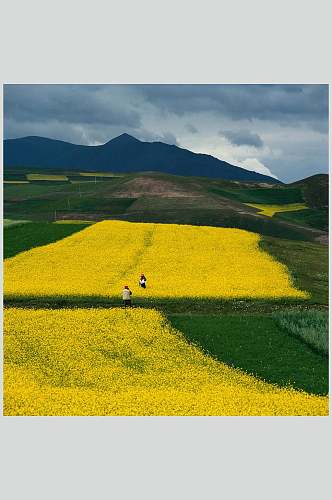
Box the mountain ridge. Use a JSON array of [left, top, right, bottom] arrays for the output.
[[4, 133, 281, 183]]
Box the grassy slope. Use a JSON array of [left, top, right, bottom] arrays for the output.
[[5, 192, 136, 220], [260, 236, 328, 306], [4, 223, 90, 259], [275, 208, 328, 231], [208, 186, 303, 204], [169, 314, 328, 395], [291, 174, 328, 209], [4, 175, 127, 202], [4, 181, 79, 198]]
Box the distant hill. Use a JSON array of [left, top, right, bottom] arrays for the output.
[[291, 174, 328, 208], [4, 133, 281, 184]]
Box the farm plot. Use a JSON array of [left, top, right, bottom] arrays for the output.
[[246, 203, 308, 217], [26, 173, 69, 181], [4, 220, 308, 300], [3, 307, 328, 416]]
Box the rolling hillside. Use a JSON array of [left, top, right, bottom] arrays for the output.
[[290, 174, 328, 208], [4, 169, 328, 242], [4, 133, 281, 183]]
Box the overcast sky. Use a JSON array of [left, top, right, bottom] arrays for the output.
[[3, 84, 329, 182]]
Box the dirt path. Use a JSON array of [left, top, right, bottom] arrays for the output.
[[116, 224, 156, 284]]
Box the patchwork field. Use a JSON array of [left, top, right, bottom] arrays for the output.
[[3, 172, 329, 417], [4, 308, 328, 416]]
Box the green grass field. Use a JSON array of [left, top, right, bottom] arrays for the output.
[[169, 314, 328, 395], [4, 196, 137, 221], [260, 237, 328, 305], [275, 208, 328, 231], [4, 182, 77, 199], [4, 223, 90, 259]]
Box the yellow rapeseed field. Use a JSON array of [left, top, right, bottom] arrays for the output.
[[246, 203, 308, 217], [4, 308, 327, 416], [26, 173, 68, 181], [4, 220, 307, 300]]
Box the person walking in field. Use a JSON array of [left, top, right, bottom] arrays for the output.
[[122, 285, 132, 307], [139, 273, 147, 289]]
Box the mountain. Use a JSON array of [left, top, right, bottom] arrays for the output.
[[3, 133, 281, 183]]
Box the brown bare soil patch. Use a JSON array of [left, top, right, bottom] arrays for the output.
[[112, 177, 202, 198]]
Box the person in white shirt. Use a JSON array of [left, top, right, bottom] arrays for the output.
[[122, 285, 132, 307]]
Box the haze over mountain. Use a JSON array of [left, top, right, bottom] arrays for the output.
[[4, 133, 281, 183]]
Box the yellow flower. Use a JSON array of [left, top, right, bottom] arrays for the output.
[[4, 308, 327, 416], [4, 221, 308, 300]]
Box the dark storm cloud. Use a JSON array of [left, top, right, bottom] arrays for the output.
[[220, 129, 264, 148], [4, 84, 141, 128], [5, 84, 328, 135], [4, 84, 328, 139], [3, 83, 329, 182], [138, 84, 329, 127]]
